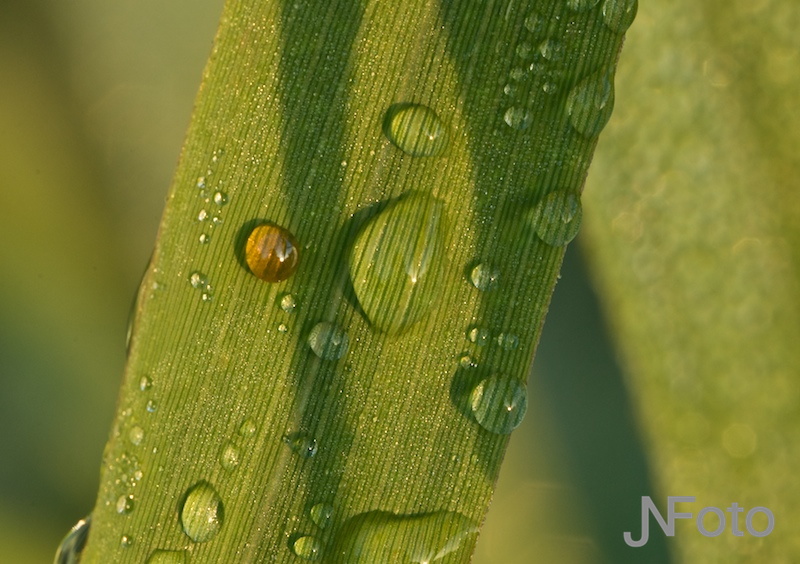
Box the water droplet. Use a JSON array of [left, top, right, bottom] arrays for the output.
[[526, 190, 582, 246], [146, 400, 157, 413], [139, 376, 152, 391], [467, 326, 490, 347], [307, 322, 349, 360], [524, 11, 545, 35], [116, 494, 134, 515], [129, 426, 144, 446], [459, 354, 477, 369], [196, 177, 206, 189], [279, 293, 297, 313], [239, 419, 257, 437], [602, 0, 638, 33], [516, 42, 533, 58], [278, 323, 289, 333], [503, 107, 533, 130], [220, 443, 241, 471], [199, 233, 210, 244], [470, 374, 528, 434], [469, 263, 500, 291], [542, 81, 558, 94], [120, 535, 133, 548], [496, 333, 520, 350], [212, 191, 228, 206], [291, 535, 322, 560], [350, 192, 448, 335], [54, 516, 91, 564], [284, 432, 318, 458], [566, 0, 600, 12], [245, 223, 300, 282], [384, 103, 448, 157], [180, 481, 224, 543], [310, 503, 334, 529], [537, 38, 564, 62], [189, 271, 208, 289], [508, 67, 527, 81], [566, 69, 615, 138], [197, 209, 209, 222], [502, 83, 516, 96], [147, 549, 189, 564], [330, 510, 478, 563]]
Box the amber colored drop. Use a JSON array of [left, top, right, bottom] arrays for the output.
[[245, 223, 300, 282]]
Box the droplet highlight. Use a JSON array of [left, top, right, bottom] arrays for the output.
[[180, 481, 224, 543], [291, 535, 323, 560], [54, 516, 91, 564], [349, 192, 448, 335], [384, 103, 448, 157], [470, 374, 528, 434], [526, 190, 582, 246], [602, 0, 638, 33], [307, 322, 349, 360], [245, 223, 300, 282], [566, 70, 615, 138]]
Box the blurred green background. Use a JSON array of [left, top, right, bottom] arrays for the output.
[[3, 0, 797, 562]]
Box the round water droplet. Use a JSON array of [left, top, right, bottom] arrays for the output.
[[129, 426, 144, 446], [189, 271, 208, 289], [566, 70, 615, 138], [196, 177, 206, 189], [147, 549, 188, 564], [284, 432, 318, 458], [503, 83, 516, 96], [291, 535, 322, 560], [120, 535, 133, 548], [146, 400, 157, 413], [278, 323, 289, 333], [470, 374, 528, 434], [307, 322, 349, 360], [180, 481, 224, 543], [496, 333, 520, 350], [139, 376, 153, 391], [310, 503, 334, 529], [245, 223, 300, 282], [524, 11, 545, 34], [566, 0, 600, 12], [526, 190, 582, 246], [469, 263, 500, 291], [467, 326, 490, 347], [220, 443, 240, 471], [212, 191, 228, 206], [198, 209, 209, 222], [516, 42, 533, 58], [239, 419, 257, 437], [459, 354, 477, 369], [116, 494, 134, 515], [503, 107, 532, 130], [279, 293, 297, 313], [508, 67, 527, 81], [199, 233, 210, 244], [384, 103, 448, 157], [55, 516, 91, 564], [602, 0, 638, 33], [537, 38, 564, 62]]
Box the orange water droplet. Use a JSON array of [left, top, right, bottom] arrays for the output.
[[245, 223, 300, 282]]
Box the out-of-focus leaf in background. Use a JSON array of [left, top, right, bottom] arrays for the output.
[[1, 0, 798, 562]]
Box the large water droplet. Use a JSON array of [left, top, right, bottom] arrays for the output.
[[526, 190, 582, 246], [307, 322, 349, 360], [470, 374, 528, 434], [503, 106, 533, 130], [245, 223, 300, 282], [566, 69, 615, 138], [384, 103, 448, 157], [283, 432, 319, 458], [146, 549, 188, 564], [566, 0, 600, 12], [350, 193, 447, 335], [469, 263, 500, 291], [310, 503, 334, 529], [330, 510, 478, 563], [54, 516, 91, 564], [602, 0, 638, 33], [180, 481, 224, 543], [291, 535, 323, 560]]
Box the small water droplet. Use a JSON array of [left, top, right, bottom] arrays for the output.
[[542, 81, 558, 94], [508, 67, 527, 81], [199, 233, 210, 244], [467, 326, 490, 347], [469, 263, 500, 291], [198, 209, 209, 222], [139, 376, 152, 391], [196, 177, 206, 189], [503, 83, 516, 96], [503, 106, 533, 130], [307, 322, 349, 360], [283, 432, 318, 458], [54, 516, 91, 564], [129, 426, 144, 446], [470, 374, 528, 434], [245, 223, 300, 282], [384, 103, 449, 157], [524, 11, 545, 35], [566, 69, 615, 138], [180, 481, 224, 543], [496, 333, 520, 350], [278, 293, 297, 313], [220, 443, 241, 471], [291, 535, 322, 560], [278, 323, 289, 333], [526, 190, 583, 246], [212, 191, 228, 206], [146, 400, 157, 413], [120, 535, 133, 548], [147, 549, 189, 564], [310, 503, 334, 529], [537, 38, 564, 62], [602, 0, 638, 33], [116, 494, 134, 515], [459, 354, 477, 369], [189, 271, 208, 289], [239, 419, 257, 437], [516, 42, 533, 58], [566, 0, 600, 12]]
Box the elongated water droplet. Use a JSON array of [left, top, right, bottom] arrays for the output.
[[467, 326, 490, 347], [384, 104, 448, 157], [331, 510, 478, 563], [239, 419, 257, 437], [220, 443, 240, 471], [245, 223, 300, 282], [146, 549, 188, 564], [469, 263, 500, 291], [212, 191, 228, 206], [116, 494, 134, 515], [180, 481, 224, 543], [284, 432, 318, 458], [308, 322, 349, 360], [496, 333, 520, 350], [139, 376, 152, 391], [54, 516, 91, 564], [566, 0, 600, 12], [566, 70, 615, 138], [470, 374, 528, 434], [503, 106, 532, 130], [602, 0, 637, 33], [526, 190, 582, 246], [291, 535, 323, 560], [350, 192, 448, 335], [310, 503, 334, 529]]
